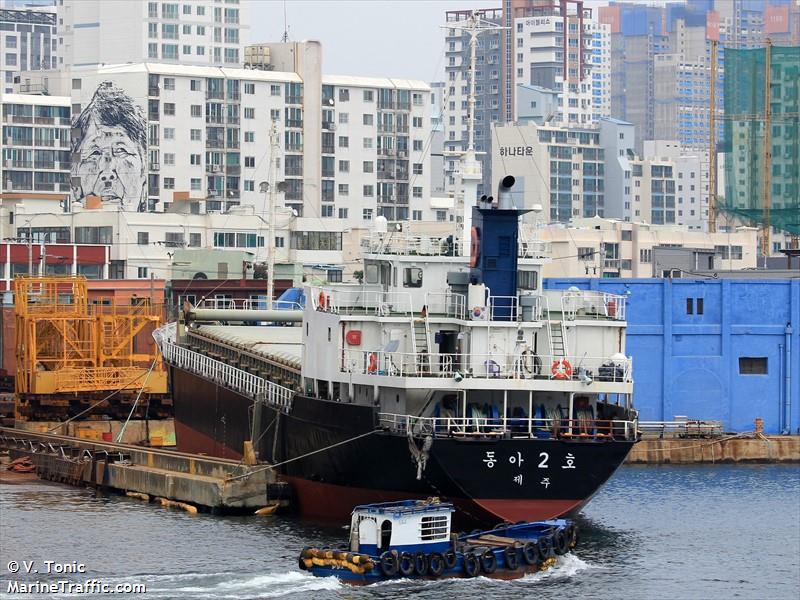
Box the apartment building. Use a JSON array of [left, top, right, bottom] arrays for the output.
[[57, 0, 248, 68], [1, 92, 71, 197], [0, 5, 57, 93], [534, 217, 758, 279]]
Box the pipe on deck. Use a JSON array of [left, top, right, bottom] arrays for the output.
[[188, 309, 303, 323]]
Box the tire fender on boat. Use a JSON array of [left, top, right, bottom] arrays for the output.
[[504, 546, 519, 570], [480, 549, 497, 574], [398, 552, 415, 577], [428, 552, 445, 576], [522, 541, 538, 565], [566, 523, 579, 548], [463, 553, 480, 577], [413, 552, 428, 576], [537, 536, 553, 560], [443, 549, 457, 570], [379, 551, 398, 577], [553, 529, 569, 555]]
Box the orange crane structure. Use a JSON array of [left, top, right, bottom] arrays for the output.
[[13, 276, 169, 421]]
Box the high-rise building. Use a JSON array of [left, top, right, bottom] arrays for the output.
[[0, 4, 58, 93], [57, 0, 249, 69]]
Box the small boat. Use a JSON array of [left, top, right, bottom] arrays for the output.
[[299, 498, 577, 584]]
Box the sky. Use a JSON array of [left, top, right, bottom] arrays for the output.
[[250, 0, 613, 82]]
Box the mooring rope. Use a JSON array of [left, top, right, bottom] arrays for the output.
[[226, 428, 381, 482]]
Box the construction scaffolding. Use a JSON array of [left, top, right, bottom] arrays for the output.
[[13, 276, 169, 420], [721, 45, 800, 246]]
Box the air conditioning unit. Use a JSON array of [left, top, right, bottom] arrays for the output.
[[150, 163, 160, 171]]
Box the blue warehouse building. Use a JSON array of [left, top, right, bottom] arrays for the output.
[[544, 278, 800, 434]]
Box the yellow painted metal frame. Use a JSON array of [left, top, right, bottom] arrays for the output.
[[14, 276, 167, 396]]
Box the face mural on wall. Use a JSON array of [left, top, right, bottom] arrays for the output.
[[71, 81, 148, 211]]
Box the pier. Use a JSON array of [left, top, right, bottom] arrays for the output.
[[0, 427, 289, 513]]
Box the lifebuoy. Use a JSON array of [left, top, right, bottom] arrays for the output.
[[368, 352, 378, 373], [551, 359, 573, 380], [428, 552, 445, 576], [318, 291, 327, 310], [380, 551, 398, 577], [504, 546, 519, 570]]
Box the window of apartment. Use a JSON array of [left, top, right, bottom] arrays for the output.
[[270, 84, 281, 96], [731, 246, 743, 260], [321, 205, 334, 218], [363, 113, 373, 126], [270, 109, 280, 121], [244, 107, 255, 119], [363, 90, 374, 102], [275, 236, 285, 248], [339, 160, 349, 173], [578, 247, 594, 261], [436, 210, 447, 222], [163, 177, 175, 189], [739, 357, 768, 375], [338, 208, 348, 219], [75, 227, 113, 244], [339, 136, 349, 148], [190, 128, 201, 141], [363, 161, 373, 173], [196, 45, 205, 55], [148, 43, 158, 59], [183, 25, 191, 35], [137, 232, 149, 245], [339, 88, 350, 102], [412, 116, 423, 128], [363, 137, 373, 149], [412, 210, 423, 221], [244, 156, 255, 168], [413, 140, 423, 151], [337, 112, 348, 125], [363, 208, 373, 220], [190, 105, 202, 117], [412, 163, 423, 175], [640, 248, 651, 263], [191, 178, 201, 190], [163, 103, 176, 116], [163, 153, 175, 165], [138, 267, 149, 279], [163, 127, 175, 140], [244, 82, 255, 95], [244, 132, 255, 143], [363, 185, 374, 197], [621, 230, 632, 241], [190, 154, 201, 165], [338, 184, 349, 195], [244, 180, 254, 191], [162, 23, 178, 39]]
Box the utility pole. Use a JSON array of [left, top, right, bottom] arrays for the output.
[[761, 39, 772, 260], [708, 39, 718, 233], [266, 119, 280, 309]]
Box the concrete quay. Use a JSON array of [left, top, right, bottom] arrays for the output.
[[626, 435, 800, 464], [0, 427, 288, 513]]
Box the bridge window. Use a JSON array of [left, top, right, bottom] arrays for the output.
[[403, 267, 423, 288], [380, 520, 392, 549], [420, 515, 449, 540], [739, 357, 767, 375]]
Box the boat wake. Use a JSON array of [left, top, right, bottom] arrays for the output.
[[142, 571, 341, 599], [518, 552, 593, 582]]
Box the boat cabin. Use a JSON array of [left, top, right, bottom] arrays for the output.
[[349, 499, 454, 556]]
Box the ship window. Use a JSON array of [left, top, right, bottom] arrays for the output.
[[686, 298, 693, 314], [365, 264, 379, 284], [380, 520, 392, 549], [403, 267, 423, 288], [519, 270, 538, 290], [696, 298, 704, 315], [739, 357, 767, 375], [420, 515, 449, 540]]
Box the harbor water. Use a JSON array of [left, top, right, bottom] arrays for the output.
[[1, 464, 798, 600]]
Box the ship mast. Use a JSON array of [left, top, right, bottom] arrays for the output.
[[445, 12, 508, 256]]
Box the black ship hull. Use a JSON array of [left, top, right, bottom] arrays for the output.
[[171, 366, 635, 524]]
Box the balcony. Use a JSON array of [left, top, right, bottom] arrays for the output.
[[378, 123, 395, 133], [149, 86, 160, 96], [206, 115, 224, 124], [34, 161, 55, 170], [227, 91, 241, 101], [285, 144, 303, 152], [226, 164, 241, 175], [321, 145, 335, 154], [378, 148, 395, 156], [377, 170, 394, 180], [377, 195, 394, 204], [206, 90, 225, 100], [12, 115, 33, 124], [227, 115, 240, 125], [34, 139, 56, 147], [285, 167, 303, 176], [321, 170, 335, 178], [396, 124, 409, 133], [285, 119, 303, 128], [34, 116, 54, 125], [34, 182, 55, 191], [322, 121, 335, 131], [206, 164, 223, 173], [206, 139, 224, 149], [226, 139, 240, 149], [9, 160, 33, 169], [286, 95, 303, 105]]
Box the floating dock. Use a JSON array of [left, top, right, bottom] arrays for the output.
[[0, 427, 288, 512], [627, 435, 799, 464]]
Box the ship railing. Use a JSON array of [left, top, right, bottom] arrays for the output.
[[152, 322, 177, 347], [361, 232, 461, 257], [488, 295, 519, 320], [424, 291, 466, 319], [158, 338, 294, 412], [313, 287, 414, 317], [556, 290, 627, 322], [638, 420, 724, 439], [518, 239, 552, 259], [342, 349, 633, 383], [378, 412, 638, 441]]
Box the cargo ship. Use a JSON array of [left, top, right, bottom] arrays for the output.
[[155, 175, 637, 524]]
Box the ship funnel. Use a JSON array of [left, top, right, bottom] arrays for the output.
[[497, 175, 516, 210]]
